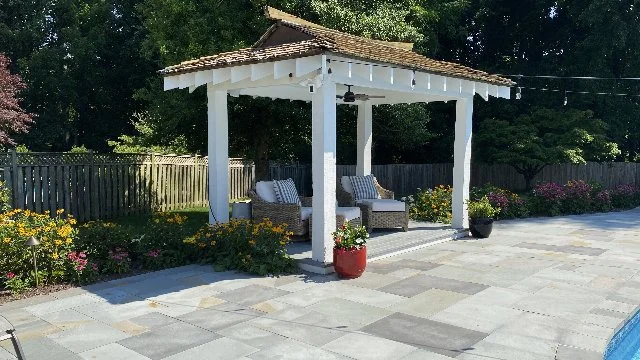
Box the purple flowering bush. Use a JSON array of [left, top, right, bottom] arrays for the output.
[[611, 184, 640, 209], [531, 180, 639, 216], [471, 184, 529, 219]]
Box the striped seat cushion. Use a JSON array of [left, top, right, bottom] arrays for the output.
[[348, 175, 380, 201], [273, 178, 301, 205]]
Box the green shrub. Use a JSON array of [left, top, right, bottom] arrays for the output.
[[0, 180, 10, 212], [78, 221, 135, 263], [138, 212, 196, 268], [467, 196, 500, 219], [405, 185, 452, 224], [470, 184, 529, 219], [185, 219, 297, 276]]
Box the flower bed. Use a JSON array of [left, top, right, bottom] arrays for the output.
[[1, 209, 300, 299], [407, 181, 640, 223], [405, 185, 452, 223], [185, 219, 297, 276]]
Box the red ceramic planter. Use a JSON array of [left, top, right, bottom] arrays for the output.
[[333, 246, 367, 279]]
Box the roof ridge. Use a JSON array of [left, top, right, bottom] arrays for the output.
[[264, 6, 414, 51]]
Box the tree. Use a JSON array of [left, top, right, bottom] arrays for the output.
[[475, 107, 620, 190], [1, 0, 154, 151], [0, 54, 34, 146]]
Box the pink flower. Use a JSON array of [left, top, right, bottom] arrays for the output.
[[6, 272, 15, 279], [76, 265, 85, 271], [92, 263, 98, 271], [146, 249, 161, 258]]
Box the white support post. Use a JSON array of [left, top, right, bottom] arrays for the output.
[[452, 97, 473, 229], [311, 81, 337, 264], [356, 102, 373, 176], [207, 84, 229, 224]]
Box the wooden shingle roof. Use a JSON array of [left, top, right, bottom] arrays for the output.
[[160, 7, 514, 87]]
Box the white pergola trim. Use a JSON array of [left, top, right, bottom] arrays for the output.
[[164, 53, 511, 267]]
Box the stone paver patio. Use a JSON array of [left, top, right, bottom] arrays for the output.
[[1, 209, 639, 359]]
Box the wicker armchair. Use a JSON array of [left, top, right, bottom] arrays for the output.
[[247, 189, 313, 237], [337, 177, 409, 232]]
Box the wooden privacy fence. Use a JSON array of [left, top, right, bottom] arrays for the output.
[[1, 151, 638, 221], [233, 161, 640, 199], [0, 152, 209, 222]]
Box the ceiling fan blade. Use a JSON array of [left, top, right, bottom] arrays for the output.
[[366, 95, 386, 99], [336, 95, 344, 99]]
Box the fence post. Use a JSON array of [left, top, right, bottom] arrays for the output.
[[150, 153, 156, 211], [10, 149, 18, 208]]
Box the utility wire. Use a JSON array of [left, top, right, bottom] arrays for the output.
[[499, 74, 640, 81], [518, 86, 640, 98]]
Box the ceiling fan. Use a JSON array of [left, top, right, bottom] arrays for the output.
[[336, 85, 385, 103]]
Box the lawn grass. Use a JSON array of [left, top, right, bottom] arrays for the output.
[[111, 207, 210, 236]]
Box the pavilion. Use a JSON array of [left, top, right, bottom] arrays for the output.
[[160, 7, 514, 272]]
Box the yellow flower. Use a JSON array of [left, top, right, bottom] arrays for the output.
[[56, 209, 65, 214], [69, 219, 77, 225], [65, 238, 72, 244], [54, 240, 62, 246], [51, 253, 59, 259], [210, 241, 216, 246], [2, 238, 10, 244]]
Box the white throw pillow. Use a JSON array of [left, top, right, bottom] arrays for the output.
[[273, 178, 301, 205], [256, 181, 277, 203], [341, 176, 354, 195], [349, 175, 380, 201]]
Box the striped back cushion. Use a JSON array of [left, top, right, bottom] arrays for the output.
[[349, 175, 380, 201], [273, 178, 301, 205]]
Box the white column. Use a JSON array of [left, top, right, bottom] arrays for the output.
[[311, 81, 337, 263], [207, 83, 229, 224], [356, 101, 373, 176], [452, 97, 473, 229]]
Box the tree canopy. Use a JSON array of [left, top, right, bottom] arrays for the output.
[[0, 54, 33, 146], [0, 0, 637, 172]]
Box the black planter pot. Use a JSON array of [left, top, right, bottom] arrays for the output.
[[469, 217, 494, 238]]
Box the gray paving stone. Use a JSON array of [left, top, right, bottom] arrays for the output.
[[379, 274, 488, 297], [248, 338, 348, 360], [362, 312, 488, 357], [24, 294, 105, 317], [555, 344, 602, 360], [514, 242, 607, 256], [128, 312, 178, 329], [307, 298, 393, 326], [589, 307, 628, 318], [3, 336, 82, 360], [163, 337, 259, 360], [216, 322, 287, 349], [216, 284, 290, 306], [397, 259, 441, 271], [79, 343, 152, 360], [47, 320, 130, 353], [365, 261, 406, 274], [394, 289, 468, 318], [248, 315, 346, 347], [177, 302, 262, 331], [74, 298, 158, 324], [457, 340, 550, 360], [118, 321, 219, 360], [322, 333, 417, 360]]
